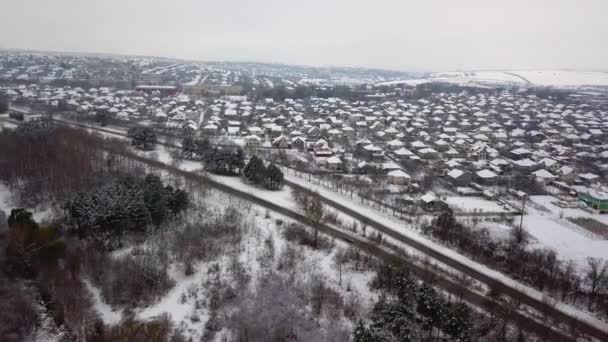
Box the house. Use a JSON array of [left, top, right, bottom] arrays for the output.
[[272, 135, 290, 149], [476, 169, 498, 184], [533, 169, 557, 183], [558, 165, 576, 182], [387, 169, 411, 186], [419, 192, 450, 212], [202, 123, 218, 135], [245, 135, 262, 148], [578, 173, 600, 185], [417, 147, 439, 159], [539, 158, 560, 173], [325, 156, 343, 172], [393, 147, 415, 160], [292, 136, 307, 151], [446, 169, 471, 186], [354, 161, 381, 174], [386, 139, 405, 150]]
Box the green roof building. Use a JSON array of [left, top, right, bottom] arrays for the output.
[[579, 188, 608, 213]]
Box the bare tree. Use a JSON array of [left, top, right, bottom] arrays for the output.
[[586, 257, 608, 311], [333, 248, 348, 286]]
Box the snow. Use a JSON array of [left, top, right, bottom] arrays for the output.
[[509, 70, 608, 87], [0, 182, 56, 223], [376, 71, 526, 87], [280, 171, 608, 333], [445, 196, 508, 213], [0, 183, 10, 214], [519, 196, 608, 268], [84, 279, 123, 325], [376, 70, 608, 89]]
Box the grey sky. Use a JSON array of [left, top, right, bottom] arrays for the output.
[[1, 0, 607, 71]]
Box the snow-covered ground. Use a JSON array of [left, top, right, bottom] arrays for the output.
[[376, 71, 526, 87], [86, 186, 378, 341], [0, 182, 56, 223], [445, 196, 509, 213], [509, 70, 608, 87], [376, 70, 608, 89], [479, 194, 608, 271], [278, 171, 608, 332], [522, 196, 608, 268]]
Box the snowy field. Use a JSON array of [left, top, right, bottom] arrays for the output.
[[376, 70, 608, 88], [85, 187, 378, 341], [484, 195, 608, 270], [445, 196, 509, 213], [510, 70, 608, 87]]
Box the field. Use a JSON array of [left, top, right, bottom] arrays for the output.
[[445, 196, 510, 213]]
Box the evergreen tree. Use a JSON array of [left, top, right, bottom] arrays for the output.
[[128, 127, 157, 150], [194, 138, 210, 158], [230, 148, 245, 174], [181, 136, 196, 158], [167, 188, 189, 216], [264, 163, 284, 190], [353, 320, 376, 342], [143, 174, 168, 227], [416, 283, 446, 337], [442, 302, 474, 342], [243, 155, 264, 183]]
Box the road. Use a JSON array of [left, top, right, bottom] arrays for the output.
[[1, 115, 606, 341], [100, 145, 578, 342]]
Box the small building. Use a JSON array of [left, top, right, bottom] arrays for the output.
[[272, 135, 290, 149], [446, 169, 471, 186], [476, 169, 497, 184], [387, 169, 412, 186], [579, 188, 608, 214], [419, 192, 450, 212], [325, 156, 344, 172], [245, 135, 262, 148], [292, 136, 307, 151]]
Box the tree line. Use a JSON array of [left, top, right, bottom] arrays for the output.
[[65, 174, 189, 248], [426, 211, 608, 317], [182, 137, 285, 189], [354, 267, 474, 342]]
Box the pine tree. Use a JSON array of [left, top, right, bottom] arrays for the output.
[[243, 155, 263, 183], [181, 136, 195, 158], [143, 174, 168, 227], [353, 320, 375, 342], [265, 163, 284, 190], [194, 138, 210, 160], [128, 127, 157, 150], [167, 188, 189, 216], [442, 302, 474, 342], [230, 148, 245, 174], [416, 283, 446, 337]]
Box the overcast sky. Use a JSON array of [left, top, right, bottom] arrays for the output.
[[1, 0, 607, 72]]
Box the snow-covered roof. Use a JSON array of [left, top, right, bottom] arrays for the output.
[[387, 169, 411, 178], [326, 156, 342, 164], [447, 169, 465, 179], [476, 169, 497, 179], [533, 169, 556, 179]]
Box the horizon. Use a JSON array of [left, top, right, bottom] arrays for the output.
[[2, 0, 607, 72], [3, 48, 608, 75]]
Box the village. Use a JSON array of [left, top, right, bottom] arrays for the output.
[[2, 50, 608, 342]]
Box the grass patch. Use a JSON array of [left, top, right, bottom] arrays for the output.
[[568, 217, 608, 239]]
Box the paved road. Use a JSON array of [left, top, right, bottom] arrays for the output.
[[2, 115, 605, 341], [106, 146, 577, 341]]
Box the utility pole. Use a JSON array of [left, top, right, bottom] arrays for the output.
[[518, 194, 527, 237]]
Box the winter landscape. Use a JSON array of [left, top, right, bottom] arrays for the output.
[[2, 1, 608, 342]]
